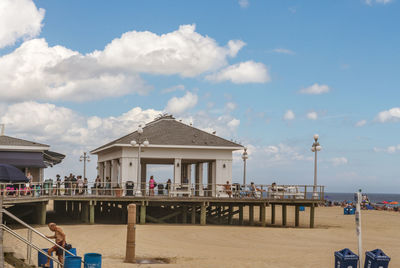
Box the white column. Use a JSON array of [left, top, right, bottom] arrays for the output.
[[98, 162, 104, 180], [173, 158, 182, 188], [186, 164, 192, 184], [111, 159, 119, 186], [195, 163, 203, 196], [104, 161, 111, 182]]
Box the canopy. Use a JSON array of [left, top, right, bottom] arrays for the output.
[[0, 151, 46, 168], [0, 164, 29, 183]]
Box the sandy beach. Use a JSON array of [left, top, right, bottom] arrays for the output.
[[4, 206, 399, 268]]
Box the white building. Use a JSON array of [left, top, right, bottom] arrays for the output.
[[90, 115, 244, 196]]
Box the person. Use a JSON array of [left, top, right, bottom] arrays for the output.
[[149, 176, 156, 196], [94, 175, 102, 195], [27, 172, 33, 186], [77, 176, 84, 194], [105, 177, 111, 195], [71, 175, 78, 195], [166, 179, 171, 195], [83, 177, 88, 194], [55, 175, 61, 196], [44, 223, 66, 267], [224, 181, 232, 198], [249, 182, 257, 198]]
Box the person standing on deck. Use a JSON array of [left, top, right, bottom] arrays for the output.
[[149, 176, 156, 196]]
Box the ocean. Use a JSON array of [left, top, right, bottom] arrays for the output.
[[324, 192, 400, 204]]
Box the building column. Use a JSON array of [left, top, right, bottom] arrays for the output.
[[104, 161, 111, 182], [195, 163, 203, 196], [111, 159, 119, 187], [207, 161, 216, 197], [98, 162, 104, 181], [173, 159, 182, 189], [141, 163, 147, 195]]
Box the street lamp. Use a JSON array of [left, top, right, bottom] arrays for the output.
[[242, 147, 248, 189], [311, 134, 321, 199], [130, 126, 149, 196], [79, 152, 90, 180]]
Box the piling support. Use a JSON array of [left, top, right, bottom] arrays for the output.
[[81, 202, 89, 223], [260, 203, 266, 227], [200, 203, 206, 225], [271, 204, 276, 225], [182, 206, 187, 224], [38, 202, 47, 225], [89, 201, 95, 224], [191, 205, 196, 224], [295, 205, 300, 227], [239, 205, 244, 225], [228, 205, 233, 225], [310, 204, 315, 228], [124, 204, 136, 263], [140, 202, 146, 224], [282, 204, 287, 226], [249, 205, 254, 226]]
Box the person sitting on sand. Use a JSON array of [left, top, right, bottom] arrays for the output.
[[44, 223, 66, 267], [224, 181, 232, 198]]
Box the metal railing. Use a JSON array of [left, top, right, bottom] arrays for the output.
[[0, 182, 324, 201], [2, 208, 82, 267]]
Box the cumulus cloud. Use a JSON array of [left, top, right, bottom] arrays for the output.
[[161, 85, 185, 94], [307, 111, 318, 120], [225, 102, 237, 111], [375, 108, 400, 123], [271, 48, 295, 55], [165, 92, 198, 115], [355, 120, 367, 127], [283, 110, 295, 121], [206, 61, 270, 84], [0, 25, 249, 102], [330, 157, 348, 166], [0, 0, 45, 49], [227, 118, 240, 128], [299, 83, 330, 95]]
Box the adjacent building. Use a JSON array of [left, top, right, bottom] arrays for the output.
[[90, 115, 244, 196]]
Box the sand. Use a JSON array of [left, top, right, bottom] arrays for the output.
[[4, 206, 399, 267]]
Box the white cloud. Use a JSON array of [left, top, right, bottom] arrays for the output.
[[307, 111, 318, 120], [375, 107, 400, 123], [227, 118, 240, 128], [238, 0, 249, 8], [96, 24, 245, 77], [365, 0, 393, 5], [299, 83, 330, 95], [206, 61, 270, 84], [271, 48, 295, 55], [330, 157, 348, 166], [165, 92, 198, 115], [0, 25, 248, 102], [374, 145, 400, 154], [283, 110, 295, 121], [161, 85, 185, 94], [0, 0, 45, 49], [355, 120, 367, 127], [225, 102, 237, 111]]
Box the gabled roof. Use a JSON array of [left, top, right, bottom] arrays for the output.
[[91, 116, 243, 153], [0, 135, 49, 148]]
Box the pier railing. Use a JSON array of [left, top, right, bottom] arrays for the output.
[[0, 182, 324, 201]]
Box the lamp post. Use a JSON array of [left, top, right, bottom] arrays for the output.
[[242, 148, 248, 189], [130, 126, 149, 196], [79, 152, 90, 179], [311, 134, 321, 199]]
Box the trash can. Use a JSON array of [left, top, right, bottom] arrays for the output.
[[38, 249, 53, 268], [64, 256, 82, 268], [334, 248, 359, 268], [299, 206, 305, 211], [34, 185, 41, 197], [157, 183, 164, 195], [84, 253, 102, 268], [44, 179, 53, 195], [364, 249, 390, 268], [126, 181, 134, 196]]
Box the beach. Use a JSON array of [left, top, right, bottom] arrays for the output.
[[4, 206, 399, 267]]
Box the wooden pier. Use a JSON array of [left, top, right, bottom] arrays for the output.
[[3, 195, 322, 228]]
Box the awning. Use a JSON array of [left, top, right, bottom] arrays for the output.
[[0, 151, 46, 168], [43, 150, 65, 167]]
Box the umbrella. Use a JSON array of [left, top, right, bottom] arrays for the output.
[[389, 201, 399, 205], [0, 164, 29, 183]]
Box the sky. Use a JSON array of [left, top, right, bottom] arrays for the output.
[[0, 0, 399, 193]]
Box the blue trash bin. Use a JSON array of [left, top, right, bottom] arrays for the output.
[[84, 253, 102, 268], [349, 207, 356, 215], [65, 248, 77, 257], [334, 248, 359, 268], [64, 256, 82, 268], [364, 249, 390, 268], [38, 249, 53, 268], [299, 206, 305, 211]]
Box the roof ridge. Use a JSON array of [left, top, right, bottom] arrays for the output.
[[0, 135, 49, 147]]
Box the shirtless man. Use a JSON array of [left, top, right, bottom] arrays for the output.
[[44, 223, 66, 267]]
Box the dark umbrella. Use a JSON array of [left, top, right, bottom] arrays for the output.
[[0, 164, 29, 183]]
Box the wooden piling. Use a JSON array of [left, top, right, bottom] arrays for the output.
[[228, 205, 233, 225], [124, 204, 136, 263], [310, 204, 315, 228], [295, 205, 300, 227], [191, 205, 196, 224], [200, 203, 206, 225], [140, 202, 146, 224], [249, 205, 254, 226], [282, 205, 287, 226], [260, 203, 266, 227], [239, 205, 244, 225], [271, 204, 276, 224]]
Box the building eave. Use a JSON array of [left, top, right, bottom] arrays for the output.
[[90, 143, 244, 154], [0, 145, 49, 151]]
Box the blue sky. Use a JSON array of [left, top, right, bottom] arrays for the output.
[[0, 0, 399, 193]]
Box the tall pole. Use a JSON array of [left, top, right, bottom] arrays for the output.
[[243, 158, 246, 188], [0, 195, 3, 268], [313, 149, 317, 198], [83, 152, 87, 180], [136, 144, 142, 196], [355, 190, 363, 268]]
